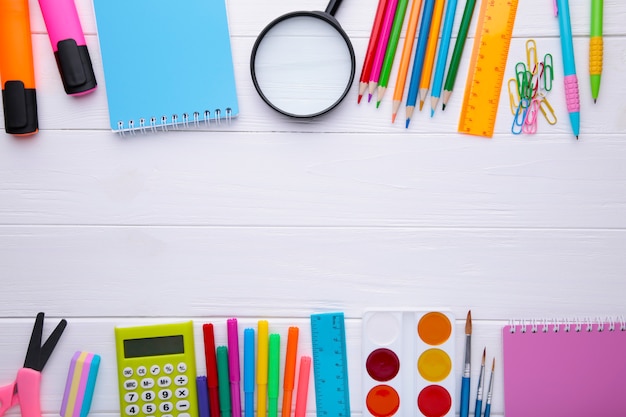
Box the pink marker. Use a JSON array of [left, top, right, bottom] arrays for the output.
[[227, 318, 242, 417], [38, 0, 97, 95]]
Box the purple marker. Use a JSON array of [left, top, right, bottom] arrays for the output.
[[227, 318, 242, 417]]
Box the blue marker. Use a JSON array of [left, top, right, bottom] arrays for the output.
[[243, 328, 255, 417]]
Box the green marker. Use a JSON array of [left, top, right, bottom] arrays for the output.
[[267, 334, 280, 417], [442, 0, 477, 110], [217, 346, 232, 417], [590, 0, 603, 102], [376, 0, 409, 107]]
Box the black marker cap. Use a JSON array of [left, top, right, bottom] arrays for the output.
[[55, 38, 97, 95], [2, 80, 38, 135]]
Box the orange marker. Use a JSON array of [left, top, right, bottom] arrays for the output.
[[281, 326, 299, 417], [0, 0, 38, 135]]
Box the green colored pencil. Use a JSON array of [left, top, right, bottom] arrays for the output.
[[376, 0, 409, 107], [441, 0, 477, 110]]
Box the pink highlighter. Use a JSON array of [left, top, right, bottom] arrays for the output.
[[38, 0, 97, 95]]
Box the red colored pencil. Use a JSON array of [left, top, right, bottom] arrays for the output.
[[358, 0, 389, 103]]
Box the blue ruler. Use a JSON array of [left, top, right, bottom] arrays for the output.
[[310, 312, 350, 417]]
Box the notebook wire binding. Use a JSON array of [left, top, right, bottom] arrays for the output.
[[507, 317, 626, 334], [115, 107, 234, 136]]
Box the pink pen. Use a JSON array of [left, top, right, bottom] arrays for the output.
[[227, 319, 242, 417], [37, 0, 96, 95]]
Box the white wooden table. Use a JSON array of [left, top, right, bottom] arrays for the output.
[[1, 0, 625, 416]]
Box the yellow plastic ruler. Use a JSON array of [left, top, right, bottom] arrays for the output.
[[458, 0, 519, 138]]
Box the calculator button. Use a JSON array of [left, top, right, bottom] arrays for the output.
[[124, 392, 139, 403], [158, 376, 172, 387], [160, 402, 174, 413], [177, 363, 187, 373], [142, 404, 157, 414], [164, 364, 174, 374], [142, 391, 156, 402], [150, 365, 160, 375], [176, 401, 190, 411], [174, 375, 188, 386], [124, 380, 138, 390], [175, 388, 189, 399], [125, 405, 139, 416], [123, 367, 133, 377], [137, 366, 147, 377], [141, 378, 155, 389], [159, 389, 173, 400]]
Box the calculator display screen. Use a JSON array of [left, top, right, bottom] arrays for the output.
[[123, 335, 185, 358]]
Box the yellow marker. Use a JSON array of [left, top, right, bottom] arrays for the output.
[[257, 320, 269, 417], [458, 0, 519, 138]]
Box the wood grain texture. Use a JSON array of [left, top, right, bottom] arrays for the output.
[[1, 1, 625, 417]]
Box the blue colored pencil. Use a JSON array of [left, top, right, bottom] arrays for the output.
[[405, 0, 435, 127], [429, 0, 458, 116]]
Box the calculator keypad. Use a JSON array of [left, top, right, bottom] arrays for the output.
[[122, 363, 191, 417]]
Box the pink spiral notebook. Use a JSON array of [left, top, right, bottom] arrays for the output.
[[503, 320, 626, 417]]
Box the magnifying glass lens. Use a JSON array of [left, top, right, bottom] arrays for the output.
[[252, 15, 354, 117]]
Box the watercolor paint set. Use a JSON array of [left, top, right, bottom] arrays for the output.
[[362, 310, 456, 417]]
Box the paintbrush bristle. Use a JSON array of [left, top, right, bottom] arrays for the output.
[[491, 358, 495, 371], [482, 347, 486, 364], [465, 310, 472, 334]]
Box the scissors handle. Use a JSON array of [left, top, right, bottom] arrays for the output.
[[0, 380, 17, 416], [16, 368, 42, 417]]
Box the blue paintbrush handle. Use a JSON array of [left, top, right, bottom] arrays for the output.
[[484, 403, 491, 417], [460, 376, 470, 417], [475, 399, 482, 417]]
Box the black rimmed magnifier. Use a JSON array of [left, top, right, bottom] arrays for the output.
[[250, 0, 355, 118]]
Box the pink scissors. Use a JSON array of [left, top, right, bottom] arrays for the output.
[[0, 312, 67, 417]]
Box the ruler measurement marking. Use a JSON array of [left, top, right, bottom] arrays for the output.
[[458, 0, 519, 137]]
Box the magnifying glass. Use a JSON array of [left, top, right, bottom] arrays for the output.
[[250, 0, 355, 118]]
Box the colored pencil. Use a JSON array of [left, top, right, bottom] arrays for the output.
[[442, 0, 477, 110], [391, 0, 423, 123], [405, 0, 435, 127], [429, 0, 458, 116], [418, 0, 445, 110], [368, 0, 400, 101], [376, 0, 409, 107], [358, 0, 389, 103], [460, 310, 472, 417]]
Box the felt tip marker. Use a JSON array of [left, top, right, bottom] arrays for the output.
[[227, 319, 242, 417], [0, 0, 39, 135], [38, 0, 97, 95]]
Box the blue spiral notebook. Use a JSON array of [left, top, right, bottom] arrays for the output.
[[93, 0, 238, 133]]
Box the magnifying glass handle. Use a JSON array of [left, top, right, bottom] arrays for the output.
[[325, 0, 343, 16]]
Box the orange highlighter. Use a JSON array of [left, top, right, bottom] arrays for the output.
[[0, 0, 38, 135]]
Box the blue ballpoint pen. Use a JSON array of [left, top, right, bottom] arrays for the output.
[[460, 311, 471, 417], [474, 349, 486, 417], [405, 0, 435, 127], [555, 0, 580, 138], [243, 328, 255, 417], [429, 0, 458, 116]]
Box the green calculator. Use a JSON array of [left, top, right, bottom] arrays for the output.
[[114, 321, 199, 417]]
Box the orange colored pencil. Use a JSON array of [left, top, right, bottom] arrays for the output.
[[418, 0, 445, 110], [391, 0, 423, 123]]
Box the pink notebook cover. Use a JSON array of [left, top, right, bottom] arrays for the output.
[[503, 321, 626, 417]]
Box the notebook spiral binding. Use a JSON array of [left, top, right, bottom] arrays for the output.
[[115, 107, 233, 136], [507, 317, 626, 334]]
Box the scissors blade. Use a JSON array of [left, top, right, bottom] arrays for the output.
[[23, 312, 67, 371]]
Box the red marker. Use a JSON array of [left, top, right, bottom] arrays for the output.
[[0, 0, 38, 135]]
